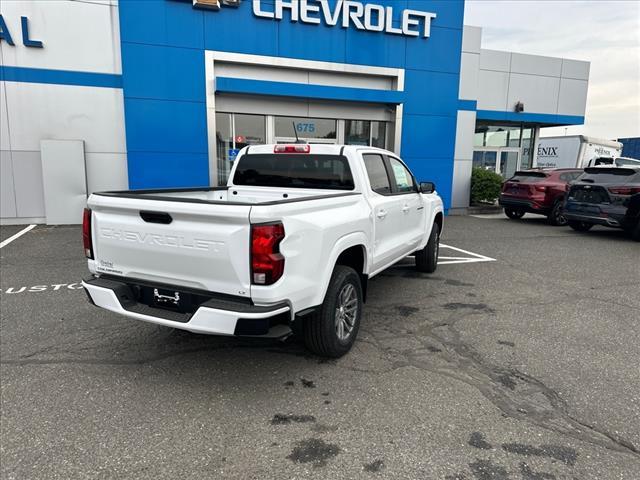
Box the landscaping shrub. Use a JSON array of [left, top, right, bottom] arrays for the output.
[[470, 167, 503, 204]]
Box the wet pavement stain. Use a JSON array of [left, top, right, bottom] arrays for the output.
[[501, 443, 578, 466], [497, 340, 516, 347], [301, 378, 316, 388], [271, 414, 316, 425], [445, 279, 475, 287], [284, 380, 295, 387], [442, 302, 495, 313], [519, 462, 556, 480], [287, 438, 341, 468], [363, 459, 385, 472], [497, 373, 518, 390], [469, 432, 493, 450], [469, 459, 510, 480], [395, 305, 420, 316]]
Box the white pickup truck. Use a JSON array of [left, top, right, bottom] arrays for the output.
[[82, 144, 444, 357]]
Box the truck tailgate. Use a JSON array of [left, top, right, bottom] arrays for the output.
[[88, 195, 252, 297]]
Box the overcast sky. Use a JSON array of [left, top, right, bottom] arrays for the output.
[[464, 0, 640, 140]]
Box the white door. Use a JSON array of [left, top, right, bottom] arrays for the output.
[[387, 156, 426, 251], [361, 153, 405, 272]]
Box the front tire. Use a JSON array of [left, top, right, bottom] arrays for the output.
[[415, 223, 440, 273], [303, 265, 362, 358], [548, 200, 568, 226], [505, 208, 525, 220], [568, 220, 593, 232]]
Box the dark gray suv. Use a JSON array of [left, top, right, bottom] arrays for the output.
[[563, 167, 640, 241]]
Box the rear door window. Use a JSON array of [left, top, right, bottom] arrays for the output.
[[363, 154, 391, 195], [233, 154, 354, 190]]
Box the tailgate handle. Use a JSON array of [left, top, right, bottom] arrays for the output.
[[140, 211, 173, 224]]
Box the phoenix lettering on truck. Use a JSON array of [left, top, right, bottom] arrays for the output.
[[82, 144, 444, 357]]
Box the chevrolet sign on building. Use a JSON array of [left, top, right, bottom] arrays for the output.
[[0, 0, 590, 225], [192, 0, 437, 38]]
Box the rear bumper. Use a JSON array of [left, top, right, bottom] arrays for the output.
[[82, 276, 291, 337], [563, 201, 627, 228], [498, 197, 548, 214], [563, 213, 623, 228]]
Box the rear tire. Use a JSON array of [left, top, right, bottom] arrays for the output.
[[548, 200, 568, 226], [504, 208, 525, 220], [303, 265, 362, 358], [415, 223, 440, 273], [568, 220, 593, 232]]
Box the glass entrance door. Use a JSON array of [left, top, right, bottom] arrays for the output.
[[473, 148, 520, 178], [500, 150, 519, 178]]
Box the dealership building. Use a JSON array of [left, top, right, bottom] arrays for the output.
[[0, 0, 590, 224]]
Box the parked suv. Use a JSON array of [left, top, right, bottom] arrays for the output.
[[564, 166, 640, 241], [499, 169, 583, 225]]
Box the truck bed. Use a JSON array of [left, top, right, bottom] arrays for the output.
[[95, 186, 358, 206]]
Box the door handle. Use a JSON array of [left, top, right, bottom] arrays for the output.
[[376, 209, 387, 219], [402, 204, 410, 213]]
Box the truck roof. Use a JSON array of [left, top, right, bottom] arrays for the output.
[[243, 144, 394, 156]]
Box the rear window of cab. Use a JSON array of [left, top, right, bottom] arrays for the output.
[[233, 154, 355, 190]]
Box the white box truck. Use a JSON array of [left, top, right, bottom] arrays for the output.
[[536, 136, 623, 169]]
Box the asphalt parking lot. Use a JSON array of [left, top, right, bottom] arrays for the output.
[[1, 216, 639, 479]]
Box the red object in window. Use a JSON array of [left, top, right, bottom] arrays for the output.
[[251, 223, 285, 285]]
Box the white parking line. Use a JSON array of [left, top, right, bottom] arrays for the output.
[[0, 225, 36, 249], [438, 243, 496, 265]]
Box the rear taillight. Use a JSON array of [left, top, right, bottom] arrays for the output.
[[534, 185, 548, 192], [608, 186, 640, 195], [82, 208, 93, 259], [274, 144, 310, 154], [251, 223, 285, 285]]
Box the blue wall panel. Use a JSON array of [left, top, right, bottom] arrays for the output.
[[121, 43, 205, 102], [128, 152, 210, 189], [119, 0, 204, 49], [344, 23, 406, 68], [124, 98, 208, 154], [119, 0, 465, 204], [401, 114, 457, 159], [403, 70, 460, 116], [405, 26, 462, 73]]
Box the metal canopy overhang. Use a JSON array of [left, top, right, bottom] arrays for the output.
[[215, 77, 405, 105], [476, 109, 585, 127]]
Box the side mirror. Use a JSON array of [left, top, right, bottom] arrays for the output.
[[419, 181, 436, 194]]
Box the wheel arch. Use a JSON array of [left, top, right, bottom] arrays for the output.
[[315, 233, 369, 307]]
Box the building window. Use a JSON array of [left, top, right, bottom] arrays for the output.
[[274, 116, 336, 142], [371, 122, 386, 148], [216, 113, 266, 185], [345, 120, 387, 148], [345, 120, 370, 145], [520, 127, 535, 169]]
